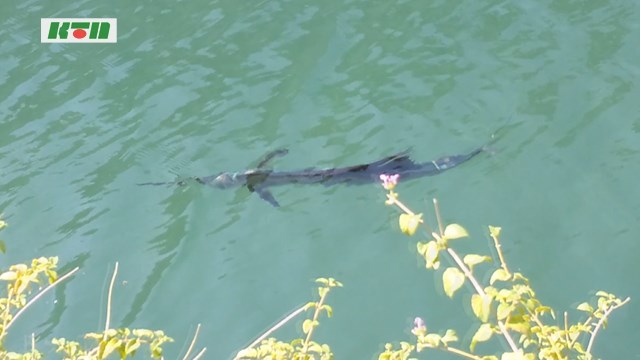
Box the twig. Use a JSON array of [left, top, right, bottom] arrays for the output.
[[302, 291, 328, 353], [386, 195, 435, 234], [564, 312, 570, 345], [234, 304, 307, 359], [181, 323, 202, 360], [586, 297, 630, 353], [104, 262, 119, 339], [6, 267, 79, 331], [489, 229, 510, 274], [388, 194, 417, 216], [443, 345, 484, 360], [192, 347, 207, 360], [433, 199, 444, 235], [569, 314, 594, 349]]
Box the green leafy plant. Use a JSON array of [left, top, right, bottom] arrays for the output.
[[0, 217, 205, 359], [234, 277, 342, 360], [380, 174, 629, 360]]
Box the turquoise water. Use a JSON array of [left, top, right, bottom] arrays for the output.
[[1, 0, 639, 358]]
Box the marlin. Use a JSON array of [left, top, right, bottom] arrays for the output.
[[139, 146, 486, 207]]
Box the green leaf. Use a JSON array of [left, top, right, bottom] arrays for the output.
[[424, 334, 441, 347], [422, 241, 440, 270], [399, 213, 422, 236], [535, 305, 554, 318], [470, 324, 493, 352], [501, 351, 531, 360], [506, 314, 531, 334], [236, 348, 258, 358], [125, 338, 141, 355], [577, 302, 593, 313], [103, 338, 122, 358], [490, 268, 511, 285], [442, 267, 465, 298], [497, 302, 512, 321], [0, 240, 5, 254], [318, 286, 329, 298], [0, 271, 17, 281], [302, 319, 318, 334], [512, 272, 529, 284], [132, 329, 154, 338], [327, 277, 343, 287], [441, 329, 458, 344], [444, 224, 469, 239], [471, 294, 492, 323], [308, 342, 323, 353], [488, 226, 501, 238], [416, 241, 428, 256], [463, 254, 491, 269]]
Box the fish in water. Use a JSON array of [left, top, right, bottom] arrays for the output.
[[139, 146, 485, 207]]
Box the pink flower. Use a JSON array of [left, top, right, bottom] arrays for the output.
[[379, 174, 400, 190], [411, 317, 426, 336]]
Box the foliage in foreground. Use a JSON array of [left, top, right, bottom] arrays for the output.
[[0, 174, 630, 360], [379, 174, 629, 360], [234, 278, 342, 360], [0, 218, 204, 359], [235, 175, 628, 360]]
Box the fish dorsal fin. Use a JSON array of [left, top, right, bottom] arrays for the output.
[[371, 149, 417, 172], [256, 149, 289, 169]]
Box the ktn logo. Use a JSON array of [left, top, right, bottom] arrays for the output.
[[41, 18, 117, 43]]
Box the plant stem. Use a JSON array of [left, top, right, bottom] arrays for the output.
[[433, 199, 444, 235], [564, 312, 570, 345], [104, 262, 119, 340], [489, 230, 510, 275], [182, 323, 201, 360], [302, 290, 329, 353], [443, 345, 484, 360], [192, 347, 207, 360], [6, 267, 79, 332], [234, 304, 308, 359]]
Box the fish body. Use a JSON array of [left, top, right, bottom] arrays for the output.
[[139, 147, 484, 207]]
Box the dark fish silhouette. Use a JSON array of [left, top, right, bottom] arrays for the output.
[[139, 146, 485, 207]]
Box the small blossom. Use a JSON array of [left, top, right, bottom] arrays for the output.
[[380, 174, 400, 190], [411, 317, 427, 336]]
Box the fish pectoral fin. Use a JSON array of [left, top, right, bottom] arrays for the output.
[[254, 187, 280, 207], [256, 148, 289, 169]]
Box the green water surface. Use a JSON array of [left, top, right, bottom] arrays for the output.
[[1, 0, 639, 358]]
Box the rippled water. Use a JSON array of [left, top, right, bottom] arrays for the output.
[[1, 0, 639, 358]]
